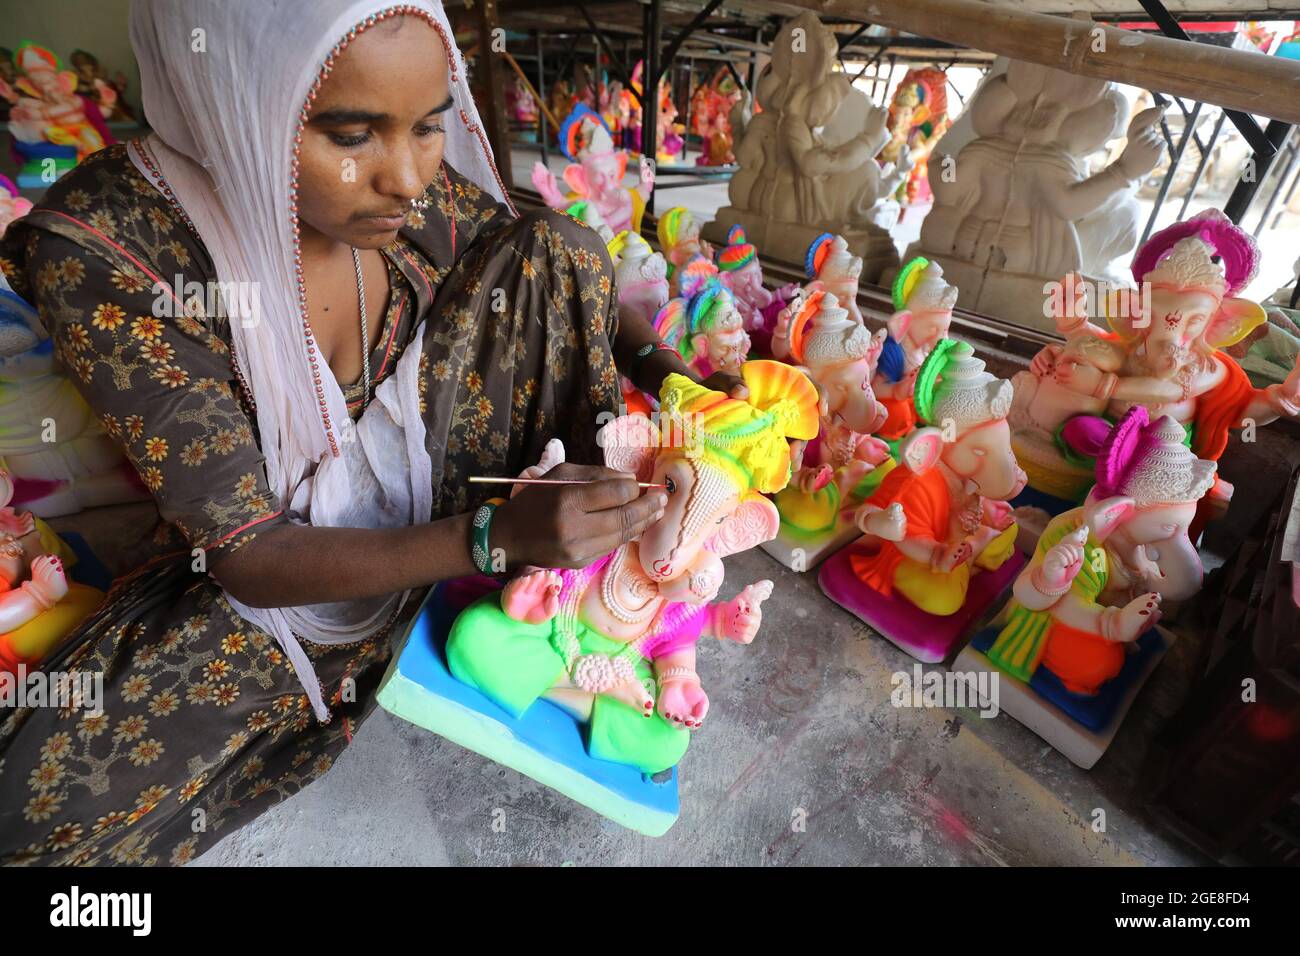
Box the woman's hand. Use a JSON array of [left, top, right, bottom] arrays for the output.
[[490, 462, 667, 570]]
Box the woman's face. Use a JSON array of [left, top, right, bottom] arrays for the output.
[[298, 17, 450, 250]]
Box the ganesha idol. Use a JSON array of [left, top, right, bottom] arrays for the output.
[[956, 406, 1215, 768], [445, 362, 820, 776], [653, 262, 750, 379], [1009, 210, 1299, 523], [763, 288, 896, 570], [532, 104, 654, 237], [0, 467, 104, 678], [819, 340, 1028, 662], [873, 255, 957, 451], [715, 226, 798, 357], [607, 230, 669, 418], [0, 44, 112, 188], [656, 206, 713, 297]]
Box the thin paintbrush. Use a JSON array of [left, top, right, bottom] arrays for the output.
[[469, 476, 667, 489]]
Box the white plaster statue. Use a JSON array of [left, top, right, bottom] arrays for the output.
[[705, 11, 907, 282], [903, 57, 1165, 329]]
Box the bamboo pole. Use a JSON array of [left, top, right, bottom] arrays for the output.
[[768, 0, 1300, 125]]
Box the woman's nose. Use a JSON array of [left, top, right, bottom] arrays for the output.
[[375, 142, 427, 202]]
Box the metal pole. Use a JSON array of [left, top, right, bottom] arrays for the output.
[[1225, 119, 1293, 224], [536, 32, 549, 168], [1177, 110, 1226, 221], [1252, 128, 1300, 237], [1140, 100, 1202, 246]]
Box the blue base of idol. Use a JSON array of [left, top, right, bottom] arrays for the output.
[[957, 624, 1171, 768], [376, 580, 680, 836], [969, 625, 1165, 732]]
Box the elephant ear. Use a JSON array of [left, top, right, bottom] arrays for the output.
[[1084, 495, 1136, 544], [562, 163, 590, 198], [707, 492, 779, 557], [899, 426, 945, 474], [1206, 296, 1267, 350], [599, 414, 658, 481], [886, 309, 913, 342]]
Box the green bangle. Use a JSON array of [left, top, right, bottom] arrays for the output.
[[470, 496, 506, 574]]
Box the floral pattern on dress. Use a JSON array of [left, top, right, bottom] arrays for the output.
[[0, 144, 621, 865]]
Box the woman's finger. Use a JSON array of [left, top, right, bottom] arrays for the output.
[[577, 476, 655, 513], [575, 495, 666, 559], [544, 462, 627, 484]]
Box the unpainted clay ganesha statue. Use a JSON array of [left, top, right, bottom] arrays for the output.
[[873, 256, 957, 446], [985, 406, 1215, 696], [445, 362, 820, 774], [850, 340, 1026, 617], [1011, 210, 1300, 510]]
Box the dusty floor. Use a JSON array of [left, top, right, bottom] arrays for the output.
[[182, 540, 1205, 866]]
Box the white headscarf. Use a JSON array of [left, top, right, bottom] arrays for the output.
[[127, 0, 518, 720]]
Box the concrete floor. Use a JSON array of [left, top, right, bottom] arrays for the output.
[[186, 543, 1204, 866]]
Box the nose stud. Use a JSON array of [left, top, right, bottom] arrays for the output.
[[410, 194, 431, 211]]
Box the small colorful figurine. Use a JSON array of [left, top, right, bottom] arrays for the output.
[[880, 68, 949, 206], [444, 361, 820, 775], [653, 261, 751, 378], [0, 43, 113, 187], [608, 230, 669, 416], [957, 406, 1216, 767], [820, 340, 1027, 661], [0, 174, 33, 238], [532, 104, 654, 236], [657, 206, 713, 297], [716, 225, 798, 356], [873, 256, 957, 448], [0, 467, 104, 677]]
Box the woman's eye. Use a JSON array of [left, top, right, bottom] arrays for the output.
[[328, 131, 370, 148], [716, 515, 726, 524], [664, 477, 676, 494], [415, 123, 445, 138]]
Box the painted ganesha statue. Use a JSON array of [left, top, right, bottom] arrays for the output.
[[979, 406, 1215, 700], [1010, 210, 1300, 512], [849, 339, 1027, 617], [0, 466, 105, 677], [445, 361, 820, 774]]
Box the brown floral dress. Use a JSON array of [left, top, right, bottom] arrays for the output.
[[0, 143, 622, 865]]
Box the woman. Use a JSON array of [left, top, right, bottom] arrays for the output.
[[0, 0, 741, 865]]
